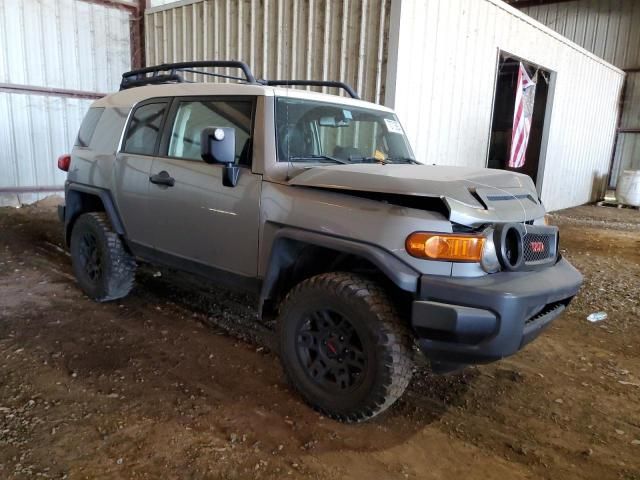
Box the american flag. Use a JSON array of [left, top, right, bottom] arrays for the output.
[[509, 63, 537, 169]]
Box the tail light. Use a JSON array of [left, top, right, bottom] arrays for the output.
[[57, 154, 71, 171]]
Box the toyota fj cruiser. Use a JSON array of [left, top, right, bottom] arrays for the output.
[[57, 61, 583, 422]]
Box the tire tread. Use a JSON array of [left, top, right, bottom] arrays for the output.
[[279, 272, 413, 423], [70, 212, 136, 302]]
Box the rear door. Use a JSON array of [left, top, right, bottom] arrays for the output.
[[147, 96, 261, 277], [113, 99, 170, 249]]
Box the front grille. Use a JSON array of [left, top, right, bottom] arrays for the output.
[[523, 230, 557, 265]]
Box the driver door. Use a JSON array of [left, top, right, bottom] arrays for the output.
[[146, 96, 261, 278]]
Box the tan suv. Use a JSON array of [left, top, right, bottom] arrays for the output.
[[57, 61, 582, 422]]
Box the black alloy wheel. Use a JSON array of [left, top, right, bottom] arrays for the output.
[[78, 231, 103, 282], [296, 308, 367, 392]]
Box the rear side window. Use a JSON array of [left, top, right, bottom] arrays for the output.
[[75, 107, 104, 147], [123, 102, 167, 155]]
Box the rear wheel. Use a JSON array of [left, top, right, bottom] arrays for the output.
[[278, 272, 413, 422], [70, 212, 136, 302]]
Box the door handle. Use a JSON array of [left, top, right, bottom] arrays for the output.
[[149, 171, 175, 187]]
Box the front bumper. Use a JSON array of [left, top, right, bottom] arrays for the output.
[[412, 257, 582, 372]]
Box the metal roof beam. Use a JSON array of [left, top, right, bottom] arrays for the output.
[[0, 83, 105, 99], [505, 0, 581, 8]]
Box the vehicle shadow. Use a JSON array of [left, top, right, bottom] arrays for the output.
[[128, 265, 481, 453]]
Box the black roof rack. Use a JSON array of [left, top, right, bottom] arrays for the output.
[[119, 61, 360, 99], [120, 61, 257, 90], [258, 80, 359, 99]]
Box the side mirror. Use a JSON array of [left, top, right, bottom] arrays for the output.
[[201, 127, 235, 164], [201, 127, 240, 187]]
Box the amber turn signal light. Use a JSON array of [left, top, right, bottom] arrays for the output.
[[405, 232, 485, 262]]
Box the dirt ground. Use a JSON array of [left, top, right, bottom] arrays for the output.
[[0, 199, 639, 480]]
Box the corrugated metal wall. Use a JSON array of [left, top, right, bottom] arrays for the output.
[[520, 0, 639, 67], [521, 0, 640, 187], [388, 0, 624, 212], [144, 0, 390, 104], [0, 0, 131, 206]]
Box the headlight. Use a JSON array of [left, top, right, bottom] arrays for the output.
[[405, 230, 501, 273]]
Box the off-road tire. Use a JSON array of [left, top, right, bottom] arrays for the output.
[[278, 272, 413, 422], [70, 212, 136, 302]]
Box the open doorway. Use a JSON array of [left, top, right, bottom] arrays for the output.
[[487, 52, 554, 192]]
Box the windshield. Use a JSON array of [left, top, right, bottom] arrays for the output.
[[275, 97, 416, 164]]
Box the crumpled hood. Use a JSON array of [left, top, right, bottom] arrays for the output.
[[288, 164, 545, 226]]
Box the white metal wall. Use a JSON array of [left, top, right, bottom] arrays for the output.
[[145, 0, 391, 104], [387, 0, 624, 212], [0, 0, 131, 206], [0, 95, 93, 205], [521, 0, 640, 188]]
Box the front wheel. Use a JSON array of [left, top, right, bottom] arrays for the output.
[[278, 272, 413, 422]]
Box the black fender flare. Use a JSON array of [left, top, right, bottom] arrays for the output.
[[259, 227, 420, 313], [63, 183, 127, 242]]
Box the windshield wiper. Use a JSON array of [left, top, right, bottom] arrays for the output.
[[347, 156, 387, 164], [287, 154, 418, 165], [287, 155, 349, 164], [347, 156, 419, 165]]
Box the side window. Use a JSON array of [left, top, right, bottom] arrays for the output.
[[167, 99, 253, 165], [75, 107, 104, 147], [123, 102, 167, 155]]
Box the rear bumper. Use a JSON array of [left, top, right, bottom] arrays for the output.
[[412, 257, 582, 371]]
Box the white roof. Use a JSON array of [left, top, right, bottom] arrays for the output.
[[92, 82, 393, 112]]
